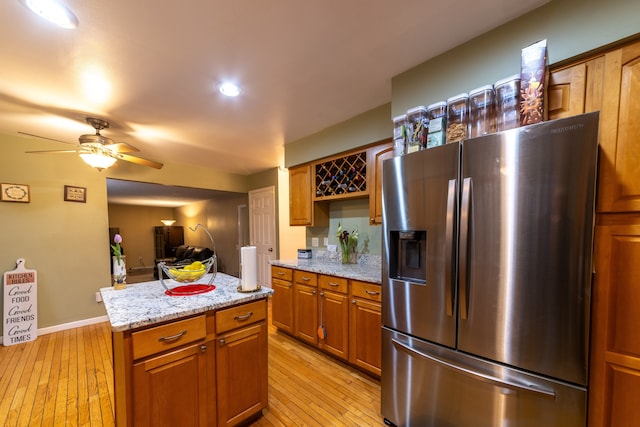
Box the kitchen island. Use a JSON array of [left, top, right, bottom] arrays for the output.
[[269, 257, 382, 376], [101, 273, 273, 427]]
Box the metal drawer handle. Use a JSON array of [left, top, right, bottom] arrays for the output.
[[234, 311, 254, 321], [301, 277, 310, 281], [277, 272, 284, 276], [158, 330, 187, 342], [328, 282, 339, 287], [365, 290, 380, 295]]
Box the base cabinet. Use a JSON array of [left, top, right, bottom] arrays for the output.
[[271, 267, 294, 333], [113, 299, 268, 427], [132, 339, 213, 427], [216, 322, 268, 427], [272, 266, 381, 377]]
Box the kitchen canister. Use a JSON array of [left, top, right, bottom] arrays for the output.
[[468, 85, 496, 138], [392, 114, 407, 156], [406, 106, 428, 153], [495, 74, 521, 131], [426, 101, 446, 148], [446, 93, 469, 143]]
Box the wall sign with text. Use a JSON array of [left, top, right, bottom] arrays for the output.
[[3, 258, 37, 346]]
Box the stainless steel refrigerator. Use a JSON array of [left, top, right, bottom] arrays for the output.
[[381, 112, 599, 427]]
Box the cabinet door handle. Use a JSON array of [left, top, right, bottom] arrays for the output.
[[365, 290, 380, 296], [158, 330, 187, 342], [200, 344, 207, 352], [219, 339, 226, 346], [352, 299, 356, 304], [234, 312, 254, 321]]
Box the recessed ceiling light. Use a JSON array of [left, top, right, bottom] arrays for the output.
[[219, 82, 241, 97], [20, 0, 79, 29]]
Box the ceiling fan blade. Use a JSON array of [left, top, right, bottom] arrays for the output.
[[18, 131, 75, 145], [118, 153, 164, 169], [104, 142, 140, 153], [25, 149, 79, 154]]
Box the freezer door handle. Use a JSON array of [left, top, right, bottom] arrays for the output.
[[391, 337, 556, 399], [459, 177, 472, 320], [445, 178, 457, 317]]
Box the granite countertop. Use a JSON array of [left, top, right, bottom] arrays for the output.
[[270, 258, 381, 284], [100, 272, 273, 332]]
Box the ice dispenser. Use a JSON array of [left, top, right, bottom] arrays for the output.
[[389, 230, 426, 284]]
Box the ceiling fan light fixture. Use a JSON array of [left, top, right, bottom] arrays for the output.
[[20, 0, 79, 29], [79, 152, 117, 171]]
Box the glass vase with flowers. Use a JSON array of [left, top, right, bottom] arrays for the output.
[[337, 223, 358, 264]]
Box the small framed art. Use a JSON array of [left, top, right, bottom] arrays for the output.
[[1, 183, 30, 203], [64, 185, 87, 203]]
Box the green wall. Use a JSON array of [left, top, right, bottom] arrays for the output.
[[285, 103, 391, 167], [392, 0, 640, 115], [0, 131, 252, 335]]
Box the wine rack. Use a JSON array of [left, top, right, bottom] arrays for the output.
[[314, 151, 367, 199]]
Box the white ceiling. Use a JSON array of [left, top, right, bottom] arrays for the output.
[[1, 0, 547, 181]]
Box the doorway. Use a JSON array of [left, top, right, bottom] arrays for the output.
[[249, 186, 276, 287]]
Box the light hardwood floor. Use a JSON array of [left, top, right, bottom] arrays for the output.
[[0, 301, 384, 426]]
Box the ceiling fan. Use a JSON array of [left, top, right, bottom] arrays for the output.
[[22, 117, 164, 171]]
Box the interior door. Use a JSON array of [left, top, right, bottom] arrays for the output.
[[249, 186, 276, 287]]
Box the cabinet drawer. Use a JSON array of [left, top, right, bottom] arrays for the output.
[[216, 300, 267, 334], [271, 266, 292, 281], [132, 315, 206, 360], [294, 270, 317, 287], [351, 280, 382, 302], [319, 274, 348, 294]]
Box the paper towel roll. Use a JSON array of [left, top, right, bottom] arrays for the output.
[[241, 246, 257, 291]]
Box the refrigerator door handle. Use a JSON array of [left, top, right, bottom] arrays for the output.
[[459, 177, 472, 320], [391, 338, 556, 399], [445, 178, 457, 317]]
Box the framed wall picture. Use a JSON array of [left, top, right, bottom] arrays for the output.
[[64, 185, 87, 203], [1, 183, 30, 203]]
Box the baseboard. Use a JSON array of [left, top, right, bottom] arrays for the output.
[[0, 315, 109, 345]]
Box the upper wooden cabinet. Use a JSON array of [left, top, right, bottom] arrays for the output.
[[548, 55, 604, 121], [289, 139, 393, 227], [596, 40, 640, 213], [289, 163, 329, 226], [368, 141, 394, 225]]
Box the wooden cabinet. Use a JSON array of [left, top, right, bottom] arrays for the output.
[[289, 139, 392, 226], [112, 299, 269, 427], [216, 300, 268, 427], [289, 163, 329, 226], [132, 338, 213, 427], [547, 55, 604, 121], [349, 280, 382, 377], [548, 37, 640, 427], [589, 218, 640, 427], [154, 226, 185, 259], [595, 40, 640, 213], [368, 140, 394, 225], [270, 266, 294, 333], [318, 275, 349, 360], [293, 270, 318, 345], [271, 266, 382, 377]]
